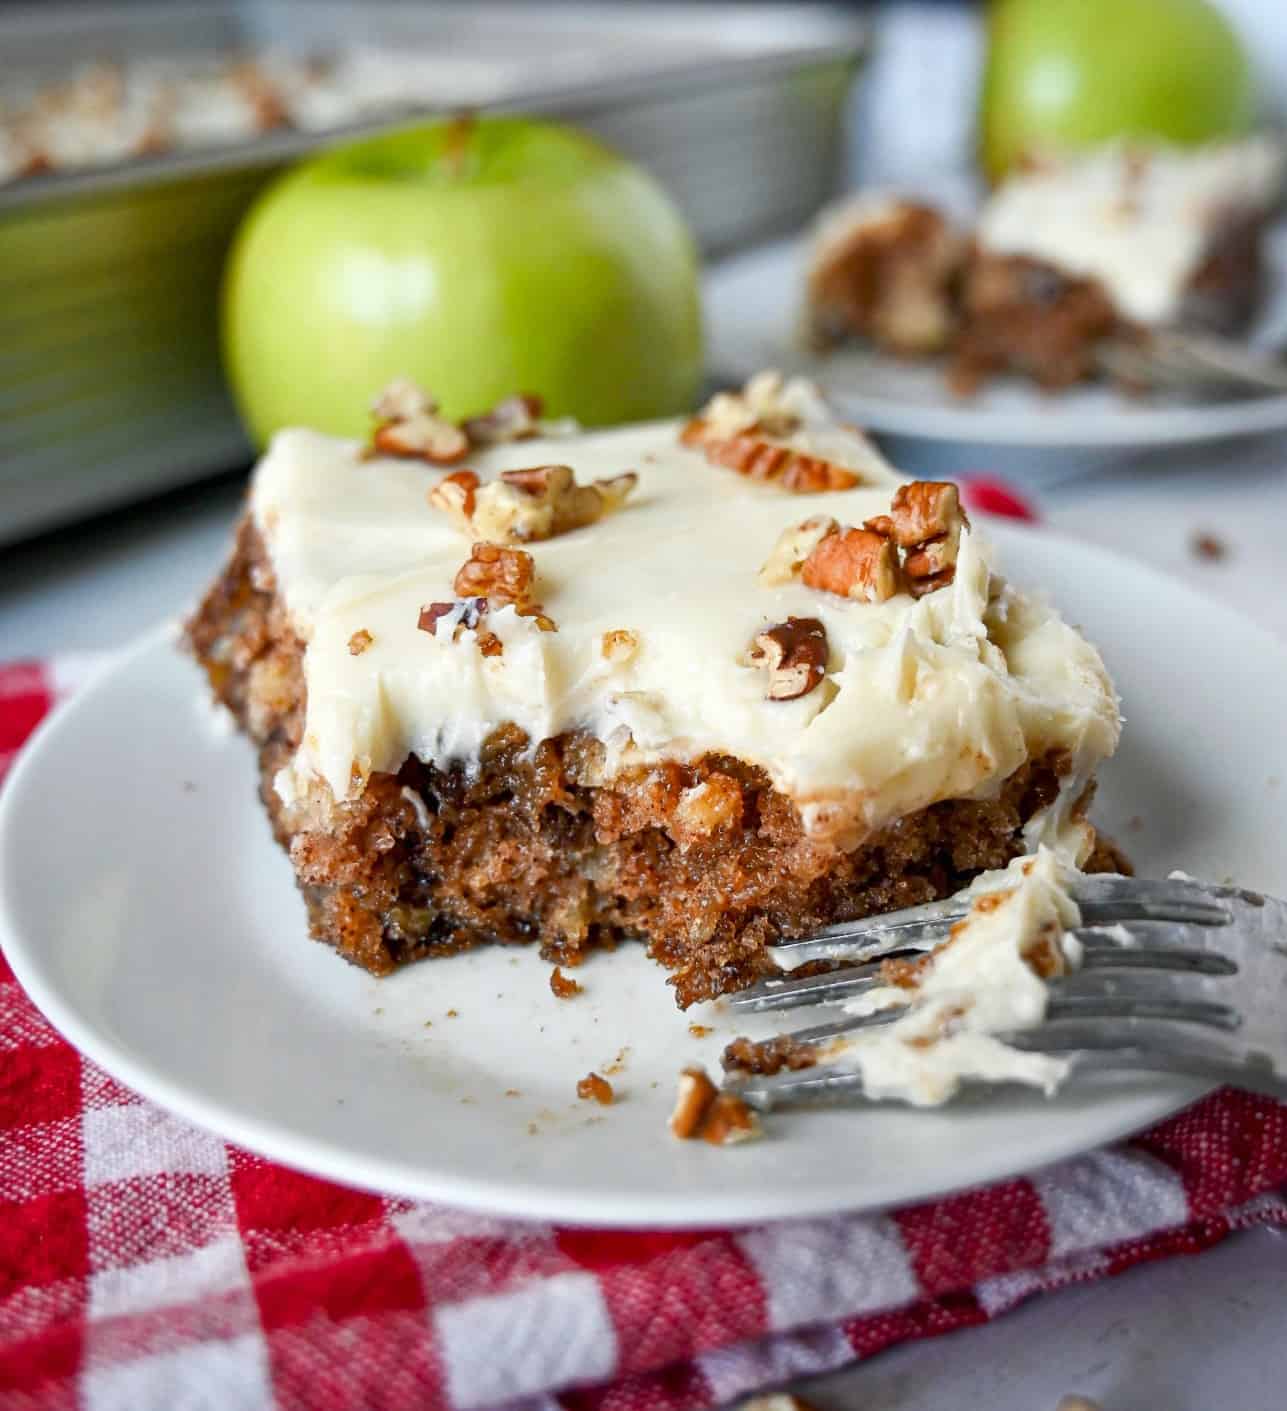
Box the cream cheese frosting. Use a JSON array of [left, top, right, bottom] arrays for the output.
[[252, 397, 1119, 852], [820, 848, 1083, 1105], [977, 137, 1283, 325]]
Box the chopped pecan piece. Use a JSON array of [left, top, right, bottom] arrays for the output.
[[869, 481, 969, 595], [374, 417, 469, 464], [427, 468, 480, 522], [758, 515, 840, 586], [668, 1066, 763, 1145], [417, 601, 462, 635], [701, 1092, 763, 1146], [369, 380, 471, 462], [688, 370, 811, 440], [347, 629, 373, 656], [429, 463, 637, 543], [882, 480, 966, 546], [418, 597, 503, 653], [768, 480, 969, 604], [601, 629, 640, 665], [453, 542, 535, 608], [372, 377, 433, 424], [681, 373, 864, 493], [746, 617, 829, 701], [684, 428, 860, 494], [462, 393, 543, 445], [669, 1066, 718, 1138], [417, 597, 501, 656], [801, 527, 902, 603], [434, 544, 557, 637], [370, 378, 469, 464]]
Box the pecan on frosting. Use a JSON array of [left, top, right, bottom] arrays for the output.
[[429, 463, 637, 544], [760, 480, 969, 603], [453, 541, 536, 608], [370, 379, 469, 464], [802, 528, 903, 603], [417, 544, 555, 657], [866, 480, 970, 597], [417, 597, 503, 657], [746, 617, 829, 701], [601, 629, 640, 665], [461, 393, 543, 445], [681, 372, 863, 493], [758, 515, 840, 587], [370, 381, 547, 465]]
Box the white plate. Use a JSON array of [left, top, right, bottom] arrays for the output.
[[704, 238, 1287, 449], [4, 527, 1286, 1227]]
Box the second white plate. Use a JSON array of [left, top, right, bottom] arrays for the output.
[[704, 237, 1287, 449], [4, 526, 1286, 1226]]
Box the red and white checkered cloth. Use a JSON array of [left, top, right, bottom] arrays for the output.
[[3, 652, 1287, 1411]]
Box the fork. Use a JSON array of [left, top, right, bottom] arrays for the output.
[[723, 875, 1287, 1111], [1096, 330, 1287, 397]]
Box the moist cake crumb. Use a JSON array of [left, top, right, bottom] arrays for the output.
[[576, 1073, 613, 1105], [1191, 531, 1228, 561], [549, 967, 583, 999]]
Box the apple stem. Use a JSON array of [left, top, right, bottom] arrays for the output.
[[443, 112, 477, 179]]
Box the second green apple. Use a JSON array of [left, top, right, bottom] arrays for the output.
[[981, 0, 1254, 181]]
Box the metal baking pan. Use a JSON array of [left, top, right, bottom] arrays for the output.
[[0, 2, 865, 546]]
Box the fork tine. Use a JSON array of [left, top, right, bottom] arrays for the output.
[[1078, 940, 1238, 975], [778, 1007, 906, 1047], [1071, 876, 1231, 926], [753, 986, 1241, 1061], [1044, 993, 1241, 1029], [1156, 330, 1287, 396], [1006, 1019, 1247, 1067], [808, 893, 970, 940], [1096, 337, 1206, 394], [768, 878, 1231, 975], [727, 959, 892, 1012], [768, 928, 949, 969], [731, 1065, 869, 1111], [731, 1020, 1241, 1111], [770, 896, 969, 969], [734, 944, 1230, 1022], [724, 1004, 906, 1073], [737, 936, 1236, 1018]]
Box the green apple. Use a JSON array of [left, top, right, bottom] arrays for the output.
[[222, 117, 702, 444], [980, 0, 1255, 182]]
